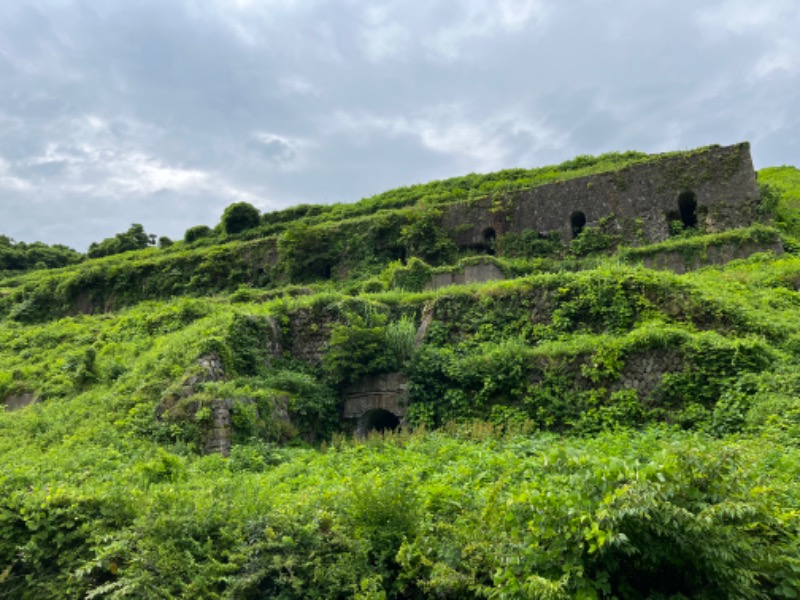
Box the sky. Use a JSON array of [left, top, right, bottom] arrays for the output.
[[0, 0, 798, 250]]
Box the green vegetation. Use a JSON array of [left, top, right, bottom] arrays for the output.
[[760, 166, 800, 238], [221, 202, 261, 235], [184, 224, 214, 244], [0, 235, 82, 273], [87, 223, 155, 259], [1, 149, 799, 598]]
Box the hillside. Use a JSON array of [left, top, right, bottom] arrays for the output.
[[1, 145, 799, 598]]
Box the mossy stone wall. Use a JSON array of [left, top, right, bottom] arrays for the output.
[[441, 142, 760, 249]]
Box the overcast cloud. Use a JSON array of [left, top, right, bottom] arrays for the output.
[[0, 0, 798, 249]]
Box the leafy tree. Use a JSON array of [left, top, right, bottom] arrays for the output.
[[87, 223, 153, 258], [221, 202, 260, 235], [0, 235, 83, 272], [184, 225, 213, 244]]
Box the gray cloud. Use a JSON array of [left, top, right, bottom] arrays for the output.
[[0, 0, 798, 249]]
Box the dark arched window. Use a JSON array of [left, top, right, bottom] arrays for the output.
[[678, 192, 698, 228], [570, 211, 586, 238], [482, 227, 497, 255]]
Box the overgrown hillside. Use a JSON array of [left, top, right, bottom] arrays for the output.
[[1, 153, 799, 599]]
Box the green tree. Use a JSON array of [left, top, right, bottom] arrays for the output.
[[0, 235, 82, 271], [183, 225, 213, 244], [87, 223, 152, 258], [221, 202, 261, 235]]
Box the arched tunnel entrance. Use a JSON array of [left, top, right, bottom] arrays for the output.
[[343, 372, 409, 437], [570, 211, 586, 238], [358, 408, 401, 437]]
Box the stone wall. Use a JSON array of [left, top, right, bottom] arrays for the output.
[[426, 261, 506, 290], [342, 372, 408, 420], [155, 354, 235, 455], [441, 142, 760, 250], [204, 399, 233, 456], [285, 308, 342, 365], [636, 239, 784, 274], [610, 349, 684, 398], [3, 392, 37, 412]]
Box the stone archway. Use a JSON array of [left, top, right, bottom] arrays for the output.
[[357, 408, 401, 437], [343, 372, 408, 436], [570, 211, 586, 238]]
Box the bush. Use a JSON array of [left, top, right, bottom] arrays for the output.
[[184, 225, 213, 244], [569, 221, 618, 256], [0, 238, 83, 272], [87, 223, 152, 258], [221, 202, 261, 235], [383, 257, 433, 292], [278, 222, 338, 282], [385, 316, 417, 365], [323, 313, 398, 386]]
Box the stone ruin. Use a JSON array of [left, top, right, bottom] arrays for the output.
[[442, 142, 761, 252]]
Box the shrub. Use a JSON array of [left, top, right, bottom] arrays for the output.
[[184, 225, 213, 244], [383, 257, 433, 292], [87, 223, 152, 258], [569, 221, 618, 256], [278, 222, 338, 282], [385, 316, 417, 365], [323, 315, 397, 386], [399, 208, 456, 264], [221, 202, 261, 235]]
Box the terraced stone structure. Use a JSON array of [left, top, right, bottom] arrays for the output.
[[442, 142, 761, 251]]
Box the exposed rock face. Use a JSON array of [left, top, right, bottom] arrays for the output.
[[187, 355, 226, 388], [415, 302, 436, 346]]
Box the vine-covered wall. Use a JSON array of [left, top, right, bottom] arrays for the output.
[[441, 142, 760, 249]]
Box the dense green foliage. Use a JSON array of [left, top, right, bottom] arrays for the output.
[[221, 202, 261, 235], [760, 166, 800, 238], [1, 152, 800, 598], [87, 223, 155, 259], [184, 224, 214, 244], [0, 235, 82, 273]]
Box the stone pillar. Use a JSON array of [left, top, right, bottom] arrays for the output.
[[204, 399, 233, 456]]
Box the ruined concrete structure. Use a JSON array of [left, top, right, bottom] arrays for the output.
[[442, 142, 761, 252], [426, 261, 505, 290], [182, 143, 775, 447], [343, 372, 408, 436], [3, 392, 37, 412]]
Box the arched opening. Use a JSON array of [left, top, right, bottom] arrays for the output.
[[390, 247, 407, 265], [482, 227, 497, 255], [678, 192, 697, 228], [570, 211, 586, 238], [359, 409, 401, 436]]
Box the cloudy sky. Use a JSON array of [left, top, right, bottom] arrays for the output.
[[1, 0, 798, 250]]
